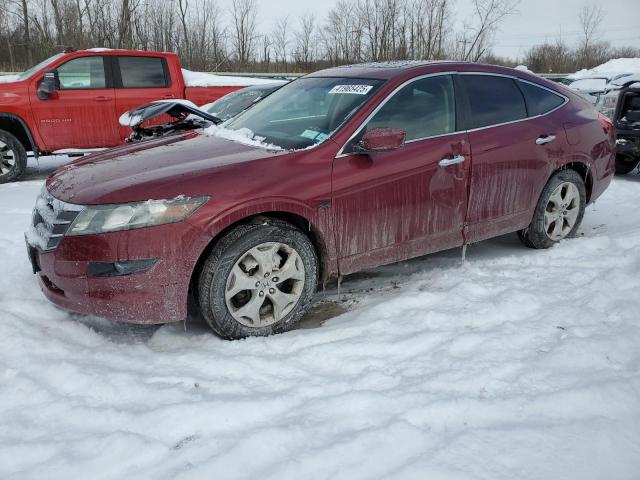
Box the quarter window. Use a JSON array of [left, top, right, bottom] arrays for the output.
[[364, 75, 456, 142], [460, 75, 527, 128], [118, 56, 168, 88], [518, 81, 565, 116], [57, 57, 106, 90]]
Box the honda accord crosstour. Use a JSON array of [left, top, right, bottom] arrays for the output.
[[26, 61, 616, 339]]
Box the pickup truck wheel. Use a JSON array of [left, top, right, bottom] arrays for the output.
[[198, 219, 318, 339], [615, 154, 639, 175], [0, 130, 27, 184], [518, 170, 586, 249]]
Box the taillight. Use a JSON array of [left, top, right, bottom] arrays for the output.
[[597, 112, 615, 139]]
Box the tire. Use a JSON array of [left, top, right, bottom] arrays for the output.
[[198, 218, 318, 339], [615, 153, 639, 175], [0, 130, 27, 184], [518, 169, 586, 249]]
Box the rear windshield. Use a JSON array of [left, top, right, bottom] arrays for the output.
[[225, 77, 384, 150]]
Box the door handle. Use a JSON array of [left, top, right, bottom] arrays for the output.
[[536, 135, 556, 145], [94, 96, 111, 102], [439, 155, 465, 167], [162, 94, 176, 99]]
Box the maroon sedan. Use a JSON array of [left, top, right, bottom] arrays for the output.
[[26, 61, 616, 339]]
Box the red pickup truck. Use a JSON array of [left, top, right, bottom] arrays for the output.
[[0, 49, 253, 183]]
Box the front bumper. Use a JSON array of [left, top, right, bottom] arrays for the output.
[[28, 221, 211, 324]]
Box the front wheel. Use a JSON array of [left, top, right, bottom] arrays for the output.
[[518, 170, 586, 249], [615, 153, 639, 175], [0, 130, 27, 184], [198, 219, 318, 339]]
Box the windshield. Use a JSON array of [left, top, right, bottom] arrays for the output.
[[17, 54, 64, 81], [204, 87, 273, 121], [225, 77, 384, 150]]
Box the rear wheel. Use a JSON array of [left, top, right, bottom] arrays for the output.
[[518, 170, 586, 249], [615, 153, 639, 175], [0, 130, 27, 184], [198, 219, 318, 339]]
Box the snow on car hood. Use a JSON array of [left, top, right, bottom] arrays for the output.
[[46, 132, 283, 205]]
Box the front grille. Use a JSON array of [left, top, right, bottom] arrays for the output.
[[26, 187, 83, 252]]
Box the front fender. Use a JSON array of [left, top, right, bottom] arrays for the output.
[[186, 196, 338, 280]]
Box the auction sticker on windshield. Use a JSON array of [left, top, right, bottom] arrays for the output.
[[329, 85, 374, 95]]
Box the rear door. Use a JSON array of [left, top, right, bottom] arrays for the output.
[[30, 55, 120, 150], [458, 74, 562, 243], [332, 74, 471, 274], [112, 55, 181, 141]]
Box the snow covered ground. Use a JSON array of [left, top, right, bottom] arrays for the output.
[[1, 174, 640, 479]]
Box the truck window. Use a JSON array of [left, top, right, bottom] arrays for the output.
[[117, 56, 168, 88], [58, 56, 106, 90]]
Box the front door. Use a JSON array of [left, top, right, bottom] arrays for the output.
[[332, 74, 470, 275], [30, 56, 120, 151]]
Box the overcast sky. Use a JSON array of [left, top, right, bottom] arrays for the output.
[[216, 0, 640, 60]]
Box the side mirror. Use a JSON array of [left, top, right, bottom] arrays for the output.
[[37, 70, 60, 100], [357, 128, 406, 152]]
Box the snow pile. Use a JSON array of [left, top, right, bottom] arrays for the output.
[[0, 74, 18, 83], [569, 57, 640, 79], [204, 125, 283, 150], [182, 69, 283, 87], [514, 65, 534, 74], [2, 177, 640, 479]]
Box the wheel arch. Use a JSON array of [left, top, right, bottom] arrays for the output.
[[0, 113, 37, 155], [188, 209, 335, 308], [554, 161, 593, 203]]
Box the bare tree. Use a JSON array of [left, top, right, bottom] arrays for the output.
[[578, 1, 605, 67], [272, 16, 289, 69], [456, 0, 519, 62], [230, 0, 257, 66]]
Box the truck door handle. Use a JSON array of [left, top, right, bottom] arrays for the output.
[[162, 94, 176, 99], [94, 96, 111, 102], [439, 155, 465, 167], [536, 135, 556, 145]]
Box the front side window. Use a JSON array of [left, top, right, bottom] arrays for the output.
[[362, 74, 456, 142], [518, 81, 565, 116], [118, 56, 167, 88], [225, 77, 384, 150], [58, 56, 106, 90], [461, 75, 527, 129]]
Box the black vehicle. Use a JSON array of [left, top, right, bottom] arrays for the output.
[[613, 82, 640, 175], [122, 83, 285, 142]]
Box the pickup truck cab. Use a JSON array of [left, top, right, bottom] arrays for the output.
[[0, 48, 254, 183]]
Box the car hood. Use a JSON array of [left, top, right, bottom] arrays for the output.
[[46, 132, 284, 205]]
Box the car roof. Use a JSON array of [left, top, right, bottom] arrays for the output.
[[306, 60, 471, 80]]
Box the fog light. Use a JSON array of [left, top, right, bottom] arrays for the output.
[[87, 259, 158, 278]]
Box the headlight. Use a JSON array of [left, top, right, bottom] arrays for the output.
[[596, 90, 620, 119], [68, 196, 209, 236]]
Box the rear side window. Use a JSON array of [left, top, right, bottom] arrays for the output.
[[518, 81, 565, 116], [365, 75, 456, 141], [58, 56, 106, 90], [118, 56, 168, 88], [460, 75, 527, 129]]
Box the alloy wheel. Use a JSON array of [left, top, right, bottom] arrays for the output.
[[225, 242, 306, 327], [544, 181, 580, 241], [0, 141, 16, 175]]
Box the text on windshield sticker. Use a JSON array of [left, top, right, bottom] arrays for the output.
[[328, 85, 373, 95]]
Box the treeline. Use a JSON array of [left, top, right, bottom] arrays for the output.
[[0, 0, 636, 74]]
